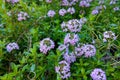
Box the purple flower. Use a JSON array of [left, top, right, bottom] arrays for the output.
[[92, 9, 99, 15], [59, 9, 67, 16], [110, 0, 117, 5], [79, 17, 87, 24], [61, 0, 69, 6], [64, 33, 79, 45], [82, 44, 96, 57], [75, 47, 84, 57], [40, 38, 55, 54], [90, 68, 107, 80], [6, 0, 19, 4], [58, 44, 68, 51], [6, 42, 19, 52], [45, 0, 52, 3], [79, 0, 90, 7], [63, 52, 76, 64], [47, 10, 56, 17], [69, 0, 78, 6], [61, 19, 82, 32], [55, 60, 71, 79], [67, 7, 75, 14], [17, 12, 29, 21], [103, 31, 116, 42], [113, 7, 119, 11]]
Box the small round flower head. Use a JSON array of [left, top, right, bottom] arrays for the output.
[[47, 10, 56, 17], [75, 46, 84, 57], [64, 33, 79, 45], [79, 0, 90, 7], [63, 52, 76, 64], [110, 0, 117, 5], [45, 0, 52, 3], [61, 0, 69, 6], [40, 38, 55, 54], [113, 7, 119, 11], [6, 0, 19, 4], [90, 68, 106, 80], [103, 31, 116, 42], [55, 60, 71, 79], [82, 44, 96, 57], [59, 8, 67, 16], [58, 44, 68, 51], [61, 19, 82, 32], [92, 9, 99, 15], [79, 17, 87, 24], [67, 7, 75, 14], [17, 12, 29, 21], [69, 0, 78, 6], [6, 42, 19, 52], [12, 0, 19, 4]]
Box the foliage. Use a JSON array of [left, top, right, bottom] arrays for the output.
[[0, 0, 120, 80]]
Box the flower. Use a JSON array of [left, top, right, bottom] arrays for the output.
[[75, 46, 84, 57], [67, 7, 75, 14], [40, 38, 55, 54], [64, 33, 79, 45], [103, 31, 116, 42], [6, 42, 19, 52], [58, 44, 68, 51], [17, 12, 29, 21], [55, 60, 71, 79], [110, 0, 117, 5], [6, 0, 19, 4], [63, 52, 76, 64], [90, 68, 107, 80], [47, 10, 56, 17], [45, 0, 52, 3], [61, 0, 69, 6], [61, 19, 82, 32], [82, 44, 96, 57], [79, 0, 92, 7], [113, 7, 119, 11], [79, 17, 87, 24], [92, 9, 99, 15], [59, 9, 67, 16]]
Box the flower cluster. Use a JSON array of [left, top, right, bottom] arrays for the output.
[[92, 5, 106, 15], [59, 8, 67, 16], [81, 44, 96, 57], [55, 60, 71, 79], [17, 12, 29, 21], [110, 0, 117, 5], [103, 31, 116, 42], [79, 0, 93, 7], [6, 0, 19, 4], [47, 10, 56, 17], [67, 7, 75, 14], [63, 52, 76, 64], [64, 33, 79, 45], [58, 44, 67, 51], [61, 0, 78, 6], [113, 7, 119, 11], [6, 42, 19, 52], [61, 19, 81, 32], [90, 68, 106, 80], [58, 7, 75, 16], [45, 0, 52, 3], [39, 38, 55, 54]]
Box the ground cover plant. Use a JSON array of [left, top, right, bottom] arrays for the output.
[[0, 0, 120, 80]]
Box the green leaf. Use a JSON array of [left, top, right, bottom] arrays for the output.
[[30, 64, 35, 72]]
